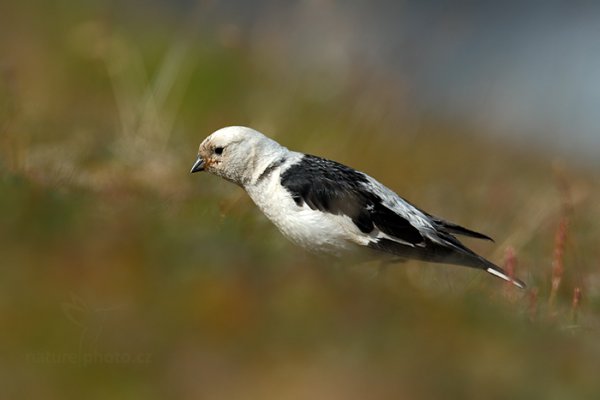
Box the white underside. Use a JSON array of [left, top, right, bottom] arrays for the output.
[[245, 157, 371, 256]]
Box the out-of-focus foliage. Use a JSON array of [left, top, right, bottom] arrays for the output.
[[1, 2, 599, 399]]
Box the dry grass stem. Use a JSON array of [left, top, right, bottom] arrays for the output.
[[548, 216, 569, 311]]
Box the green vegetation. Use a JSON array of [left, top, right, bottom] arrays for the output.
[[1, 2, 599, 399]]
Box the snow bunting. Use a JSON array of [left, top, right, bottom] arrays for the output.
[[191, 126, 525, 288]]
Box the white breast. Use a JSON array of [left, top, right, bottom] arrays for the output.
[[245, 166, 366, 255]]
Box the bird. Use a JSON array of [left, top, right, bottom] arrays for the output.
[[190, 126, 526, 289]]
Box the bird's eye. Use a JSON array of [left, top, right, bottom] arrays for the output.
[[214, 146, 224, 155]]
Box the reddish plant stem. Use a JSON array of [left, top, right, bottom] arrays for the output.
[[548, 216, 568, 310], [571, 287, 582, 324], [529, 288, 538, 321]]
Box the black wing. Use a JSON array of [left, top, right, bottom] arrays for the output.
[[280, 155, 424, 245], [430, 217, 493, 241], [280, 155, 524, 287]]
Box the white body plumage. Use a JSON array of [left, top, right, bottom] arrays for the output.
[[191, 126, 525, 288]]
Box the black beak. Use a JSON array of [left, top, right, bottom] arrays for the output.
[[190, 156, 205, 173]]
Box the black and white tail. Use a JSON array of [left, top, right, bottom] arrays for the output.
[[485, 264, 526, 289]]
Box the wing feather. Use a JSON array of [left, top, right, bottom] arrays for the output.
[[279, 154, 525, 288], [280, 155, 424, 246]]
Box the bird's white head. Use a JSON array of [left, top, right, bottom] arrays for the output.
[[190, 126, 285, 186]]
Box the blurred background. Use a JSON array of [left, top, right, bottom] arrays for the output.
[[1, 0, 599, 398]]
